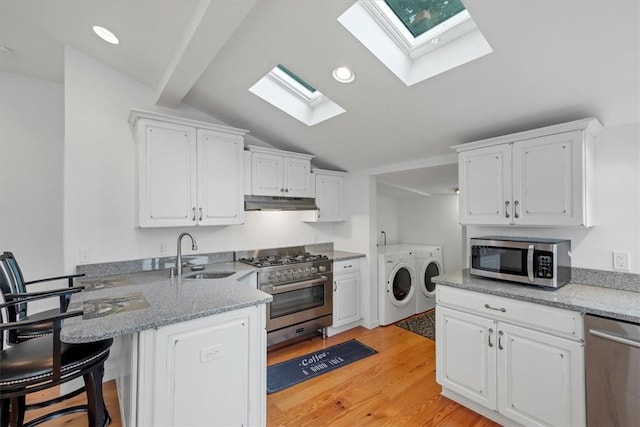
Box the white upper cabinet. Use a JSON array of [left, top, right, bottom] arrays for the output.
[[196, 129, 245, 226], [454, 118, 602, 226], [308, 169, 345, 222], [130, 110, 247, 228], [247, 145, 313, 197]]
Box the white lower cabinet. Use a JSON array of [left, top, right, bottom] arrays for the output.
[[436, 287, 585, 427], [120, 305, 267, 427], [328, 259, 362, 335]]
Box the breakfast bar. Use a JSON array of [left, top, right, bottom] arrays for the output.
[[61, 264, 272, 426]]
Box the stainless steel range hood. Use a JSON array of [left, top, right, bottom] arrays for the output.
[[244, 195, 318, 211]]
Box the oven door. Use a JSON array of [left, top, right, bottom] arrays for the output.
[[261, 275, 333, 332]]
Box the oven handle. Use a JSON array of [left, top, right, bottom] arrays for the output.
[[262, 276, 328, 294]]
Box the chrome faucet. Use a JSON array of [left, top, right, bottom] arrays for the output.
[[176, 232, 198, 276]]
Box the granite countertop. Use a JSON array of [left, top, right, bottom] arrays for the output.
[[61, 262, 271, 344], [320, 250, 366, 261], [434, 269, 640, 324]]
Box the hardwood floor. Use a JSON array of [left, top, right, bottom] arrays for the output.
[[23, 381, 121, 427], [23, 325, 497, 426], [267, 326, 498, 427]]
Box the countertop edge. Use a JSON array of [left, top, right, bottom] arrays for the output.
[[61, 296, 271, 344], [434, 270, 640, 324]]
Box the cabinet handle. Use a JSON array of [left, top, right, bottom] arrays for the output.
[[333, 281, 337, 292], [344, 265, 352, 269], [199, 207, 203, 221], [285, 188, 289, 193], [317, 208, 321, 218], [505, 201, 510, 218], [514, 200, 520, 219], [488, 328, 494, 348], [280, 188, 284, 192], [191, 207, 197, 221], [498, 330, 504, 350], [484, 304, 506, 313]]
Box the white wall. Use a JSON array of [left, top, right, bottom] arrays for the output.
[[397, 195, 463, 273], [375, 193, 398, 246], [466, 122, 640, 274], [0, 72, 66, 312], [62, 47, 364, 272]]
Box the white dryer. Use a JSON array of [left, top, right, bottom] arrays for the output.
[[414, 246, 443, 314], [378, 247, 417, 325]]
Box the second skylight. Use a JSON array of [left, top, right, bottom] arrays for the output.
[[249, 64, 345, 126]]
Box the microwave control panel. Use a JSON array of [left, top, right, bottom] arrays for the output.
[[535, 252, 554, 278]]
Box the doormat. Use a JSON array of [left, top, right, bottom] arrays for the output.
[[267, 339, 377, 394], [395, 309, 436, 341]]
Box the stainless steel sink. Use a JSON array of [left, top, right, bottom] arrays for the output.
[[185, 271, 235, 279]]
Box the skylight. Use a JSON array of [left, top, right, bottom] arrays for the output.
[[249, 65, 345, 126], [385, 0, 466, 38], [338, 0, 492, 86]]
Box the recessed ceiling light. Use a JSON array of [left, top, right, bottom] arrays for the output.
[[92, 26, 119, 45], [332, 66, 355, 83], [431, 38, 440, 44]]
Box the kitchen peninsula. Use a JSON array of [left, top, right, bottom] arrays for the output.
[[61, 262, 271, 427]]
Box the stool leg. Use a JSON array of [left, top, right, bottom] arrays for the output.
[[83, 363, 107, 427], [7, 397, 25, 427], [1, 398, 10, 427]]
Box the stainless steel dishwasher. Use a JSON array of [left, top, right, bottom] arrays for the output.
[[585, 314, 640, 426]]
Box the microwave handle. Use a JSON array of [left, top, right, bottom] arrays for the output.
[[527, 245, 535, 282]]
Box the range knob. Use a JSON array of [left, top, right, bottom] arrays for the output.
[[284, 270, 294, 279], [309, 266, 318, 274], [268, 272, 277, 281], [274, 271, 283, 281], [295, 268, 304, 278], [318, 265, 327, 273]]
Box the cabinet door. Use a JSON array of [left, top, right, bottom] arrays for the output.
[[512, 131, 584, 225], [316, 174, 344, 222], [497, 322, 585, 427], [284, 157, 311, 197], [436, 306, 497, 409], [197, 130, 244, 225], [458, 144, 512, 225], [137, 119, 197, 227], [333, 272, 361, 327], [251, 152, 283, 196], [144, 307, 267, 427]]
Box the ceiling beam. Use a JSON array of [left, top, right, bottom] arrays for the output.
[[377, 180, 433, 198], [155, 0, 257, 107]]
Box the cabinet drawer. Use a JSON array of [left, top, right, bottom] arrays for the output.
[[436, 286, 583, 341], [334, 259, 360, 275]]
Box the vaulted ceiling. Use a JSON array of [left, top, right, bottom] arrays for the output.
[[1, 0, 638, 196]]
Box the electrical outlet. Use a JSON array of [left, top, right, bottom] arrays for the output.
[[200, 344, 223, 363], [613, 251, 630, 271], [79, 248, 92, 264]]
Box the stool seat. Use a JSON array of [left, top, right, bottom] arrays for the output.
[[0, 334, 112, 389]]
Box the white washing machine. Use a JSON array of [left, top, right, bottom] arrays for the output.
[[378, 246, 417, 325], [414, 246, 443, 314]]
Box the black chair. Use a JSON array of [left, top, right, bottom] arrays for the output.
[[0, 280, 112, 426], [0, 252, 84, 343]]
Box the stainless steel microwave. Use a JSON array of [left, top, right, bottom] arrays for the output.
[[470, 237, 571, 288]]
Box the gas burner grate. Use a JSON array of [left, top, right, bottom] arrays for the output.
[[239, 253, 328, 268]]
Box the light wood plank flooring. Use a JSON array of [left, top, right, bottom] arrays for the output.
[[267, 325, 497, 427], [23, 325, 497, 426]]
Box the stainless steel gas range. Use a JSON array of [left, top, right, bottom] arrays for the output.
[[237, 246, 333, 347]]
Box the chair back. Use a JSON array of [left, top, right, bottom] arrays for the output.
[[0, 258, 19, 348], [1, 252, 29, 319]]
